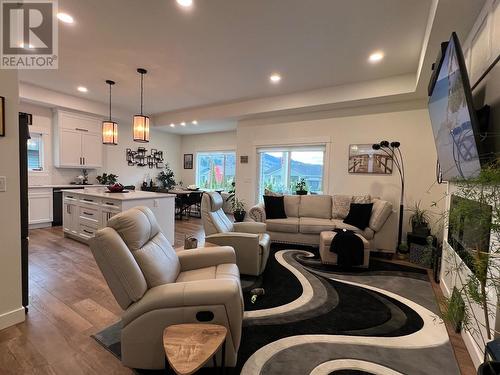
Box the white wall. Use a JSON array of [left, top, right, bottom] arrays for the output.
[[103, 120, 182, 188], [0, 70, 25, 330], [20, 102, 182, 188], [179, 131, 237, 186], [236, 100, 446, 251]]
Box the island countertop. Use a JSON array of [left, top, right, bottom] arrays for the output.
[[61, 188, 176, 201]]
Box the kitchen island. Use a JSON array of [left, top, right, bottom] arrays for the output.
[[62, 188, 175, 244]]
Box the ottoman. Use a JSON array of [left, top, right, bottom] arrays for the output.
[[319, 231, 370, 268]]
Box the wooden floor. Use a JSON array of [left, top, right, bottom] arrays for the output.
[[0, 219, 474, 374]]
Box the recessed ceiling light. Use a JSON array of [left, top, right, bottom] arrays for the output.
[[176, 0, 193, 8], [180, 122, 186, 126], [269, 73, 281, 84], [192, 120, 198, 125], [57, 12, 74, 24], [77, 86, 88, 93], [368, 51, 384, 63], [170, 123, 175, 128]]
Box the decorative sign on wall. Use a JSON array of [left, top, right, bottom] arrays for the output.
[[240, 155, 248, 164], [126, 147, 164, 168], [348, 144, 393, 174]]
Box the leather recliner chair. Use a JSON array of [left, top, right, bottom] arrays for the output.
[[89, 206, 243, 370], [201, 192, 271, 276]]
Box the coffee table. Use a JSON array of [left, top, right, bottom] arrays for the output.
[[163, 323, 227, 375]]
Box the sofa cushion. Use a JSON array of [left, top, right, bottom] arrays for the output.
[[266, 218, 299, 233], [353, 194, 372, 203], [369, 198, 393, 232], [331, 219, 375, 240], [284, 195, 301, 217], [332, 195, 352, 219], [176, 263, 240, 283], [344, 203, 374, 230], [299, 217, 335, 234], [299, 195, 332, 219], [263, 195, 287, 219]]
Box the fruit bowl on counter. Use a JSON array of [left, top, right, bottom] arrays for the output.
[[107, 183, 127, 193]]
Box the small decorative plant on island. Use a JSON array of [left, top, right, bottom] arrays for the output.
[[96, 173, 118, 185], [294, 178, 308, 195], [157, 164, 176, 190], [397, 242, 409, 260], [231, 197, 246, 222], [407, 201, 431, 235], [440, 163, 499, 375]]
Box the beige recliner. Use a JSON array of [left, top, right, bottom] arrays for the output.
[[201, 192, 271, 276], [89, 206, 243, 370]]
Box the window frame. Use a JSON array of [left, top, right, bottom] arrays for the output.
[[27, 132, 45, 173], [195, 150, 236, 190], [257, 145, 327, 198]]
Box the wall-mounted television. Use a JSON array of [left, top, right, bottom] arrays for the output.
[[428, 32, 483, 181]]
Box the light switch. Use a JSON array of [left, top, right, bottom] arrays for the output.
[[0, 176, 6, 192]]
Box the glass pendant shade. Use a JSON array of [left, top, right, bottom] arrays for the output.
[[133, 68, 150, 143], [133, 115, 150, 142], [102, 79, 118, 145], [102, 120, 118, 145]]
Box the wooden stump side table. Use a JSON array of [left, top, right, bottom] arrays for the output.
[[163, 323, 227, 375]]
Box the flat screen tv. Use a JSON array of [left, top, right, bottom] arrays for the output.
[[448, 195, 492, 271], [428, 32, 482, 181]]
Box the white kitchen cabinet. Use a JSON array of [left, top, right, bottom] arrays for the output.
[[62, 189, 175, 244], [53, 110, 103, 169], [28, 188, 53, 228]]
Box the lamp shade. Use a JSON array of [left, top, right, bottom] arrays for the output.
[[102, 121, 118, 145], [133, 114, 150, 142]]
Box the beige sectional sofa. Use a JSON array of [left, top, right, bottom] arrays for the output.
[[249, 194, 393, 249]]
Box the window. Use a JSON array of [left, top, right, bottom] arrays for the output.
[[196, 151, 236, 190], [27, 133, 44, 172], [258, 145, 325, 197]]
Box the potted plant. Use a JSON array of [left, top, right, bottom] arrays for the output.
[[96, 173, 118, 185], [439, 163, 500, 374], [397, 242, 409, 260], [231, 197, 246, 222], [407, 201, 431, 235], [157, 164, 176, 190], [294, 178, 308, 195]]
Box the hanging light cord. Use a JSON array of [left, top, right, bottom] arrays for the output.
[[108, 83, 112, 121], [140, 72, 144, 115]]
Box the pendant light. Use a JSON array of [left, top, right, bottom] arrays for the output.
[[133, 68, 150, 142], [102, 80, 118, 145]]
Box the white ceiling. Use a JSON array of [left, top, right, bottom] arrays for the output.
[[19, 0, 486, 135], [20, 1, 431, 109]]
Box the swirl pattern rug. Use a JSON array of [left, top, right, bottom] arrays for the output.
[[92, 246, 460, 375]]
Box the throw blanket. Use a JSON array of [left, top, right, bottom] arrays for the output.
[[329, 229, 364, 266]]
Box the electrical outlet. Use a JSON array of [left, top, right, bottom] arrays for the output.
[[154, 199, 159, 207], [0, 176, 6, 192]]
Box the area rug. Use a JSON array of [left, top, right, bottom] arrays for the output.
[[92, 246, 460, 375]]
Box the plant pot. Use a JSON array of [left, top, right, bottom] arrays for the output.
[[412, 222, 430, 236], [234, 210, 246, 222], [478, 361, 500, 375], [296, 190, 308, 195]]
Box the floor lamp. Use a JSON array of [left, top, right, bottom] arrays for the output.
[[372, 141, 405, 250]]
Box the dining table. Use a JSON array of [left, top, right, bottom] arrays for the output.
[[168, 189, 204, 219]]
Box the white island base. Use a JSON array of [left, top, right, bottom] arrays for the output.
[[62, 188, 175, 245]]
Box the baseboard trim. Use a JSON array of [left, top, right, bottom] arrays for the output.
[[0, 307, 25, 331]]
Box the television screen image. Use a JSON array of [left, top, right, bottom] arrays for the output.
[[428, 33, 481, 181]]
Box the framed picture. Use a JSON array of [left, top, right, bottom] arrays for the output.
[[184, 154, 193, 169], [0, 96, 5, 137], [348, 144, 393, 174]]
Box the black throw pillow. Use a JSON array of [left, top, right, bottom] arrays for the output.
[[343, 203, 373, 230], [263, 195, 287, 219]]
